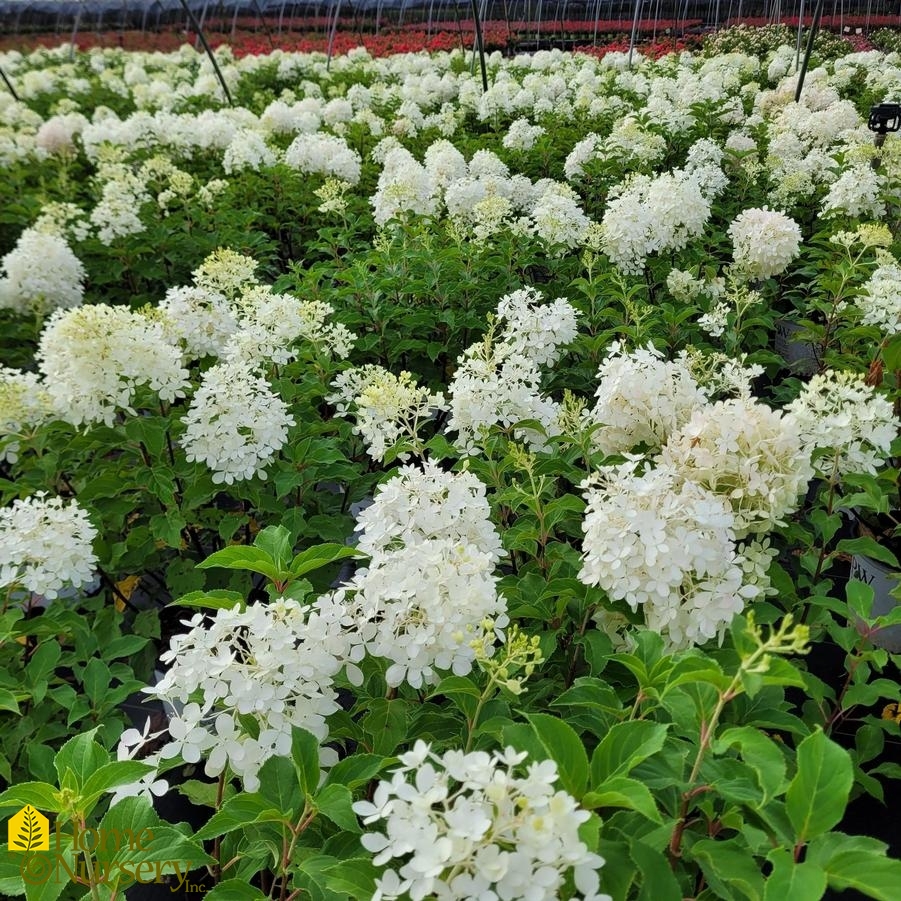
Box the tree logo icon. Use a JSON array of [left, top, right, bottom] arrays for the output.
[[7, 806, 49, 851]]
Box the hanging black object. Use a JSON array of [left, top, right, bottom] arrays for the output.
[[470, 0, 488, 93], [178, 0, 233, 107], [867, 103, 901, 169], [868, 104, 901, 136], [0, 66, 19, 103], [794, 0, 825, 103]]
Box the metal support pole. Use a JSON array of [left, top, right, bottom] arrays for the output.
[[628, 0, 643, 69], [0, 66, 19, 103], [470, 0, 488, 91], [178, 0, 233, 106], [794, 0, 823, 103]]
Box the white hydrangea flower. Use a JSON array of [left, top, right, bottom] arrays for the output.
[[192, 248, 259, 300], [328, 365, 445, 462], [284, 132, 362, 185], [36, 304, 189, 427], [447, 334, 560, 456], [857, 259, 901, 335], [181, 359, 294, 484], [728, 207, 802, 281], [589, 343, 707, 455], [353, 460, 504, 563], [336, 462, 506, 688], [580, 463, 758, 648], [0, 367, 55, 463], [529, 183, 591, 252], [226, 287, 355, 365], [90, 161, 151, 245], [785, 370, 897, 477], [145, 596, 358, 792], [0, 228, 85, 316], [822, 163, 885, 219], [0, 493, 97, 599], [354, 742, 609, 901], [222, 128, 277, 174], [371, 146, 437, 225], [337, 538, 506, 689], [659, 397, 812, 538], [495, 286, 579, 368], [502, 118, 545, 151], [423, 139, 468, 191], [158, 285, 238, 360], [564, 133, 601, 180]]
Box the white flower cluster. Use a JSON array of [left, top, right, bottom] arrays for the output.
[[0, 493, 97, 599], [0, 227, 85, 316], [329, 365, 446, 461], [728, 207, 801, 281], [336, 461, 506, 688], [228, 287, 355, 365], [192, 247, 259, 299], [448, 288, 577, 455], [222, 128, 277, 174], [785, 370, 898, 477], [36, 304, 189, 427], [354, 741, 609, 901], [285, 132, 363, 185], [0, 367, 55, 463], [495, 286, 579, 368], [659, 397, 813, 537], [857, 259, 901, 335], [181, 359, 294, 484], [502, 118, 545, 152], [589, 343, 707, 455], [599, 167, 715, 274], [145, 595, 358, 791], [159, 285, 238, 360], [372, 143, 592, 251], [579, 463, 765, 648]]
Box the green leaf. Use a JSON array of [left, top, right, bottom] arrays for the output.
[[0, 687, 20, 715], [690, 838, 764, 901], [324, 754, 388, 790], [808, 832, 901, 901], [193, 794, 288, 841], [196, 546, 281, 581], [764, 849, 826, 901], [291, 726, 322, 798], [715, 727, 787, 806], [82, 658, 110, 705], [289, 543, 364, 579], [525, 713, 589, 798], [253, 525, 293, 570], [785, 729, 852, 843], [324, 858, 379, 899], [171, 590, 246, 612], [590, 721, 669, 786], [0, 843, 25, 897], [838, 537, 900, 569], [177, 780, 236, 809], [582, 776, 662, 822], [53, 730, 107, 792], [103, 635, 150, 658], [0, 783, 62, 814], [257, 756, 302, 818], [629, 839, 682, 901], [205, 880, 268, 900], [314, 784, 361, 833], [80, 761, 155, 807]]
